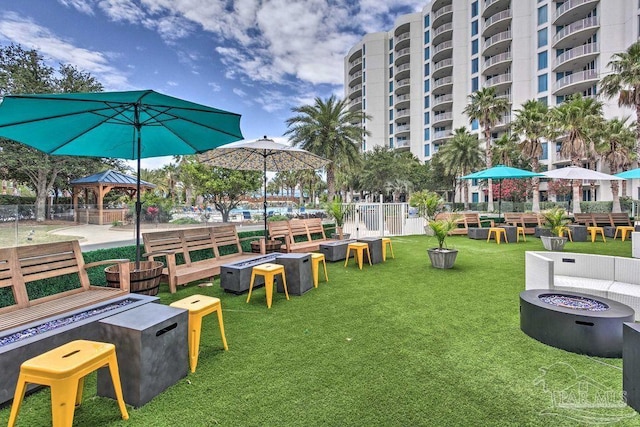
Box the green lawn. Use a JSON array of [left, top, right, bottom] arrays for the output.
[[1, 235, 639, 426]]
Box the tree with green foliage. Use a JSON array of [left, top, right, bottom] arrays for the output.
[[600, 41, 640, 163], [437, 127, 483, 209], [512, 99, 549, 212], [285, 95, 369, 200], [182, 159, 261, 222], [0, 44, 109, 221], [463, 87, 510, 212], [548, 94, 604, 213]]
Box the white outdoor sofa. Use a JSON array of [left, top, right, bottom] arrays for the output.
[[525, 251, 640, 320]]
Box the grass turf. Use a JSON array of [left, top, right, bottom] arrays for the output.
[[1, 235, 639, 426]]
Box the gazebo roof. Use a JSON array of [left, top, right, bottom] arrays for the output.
[[70, 170, 155, 188]]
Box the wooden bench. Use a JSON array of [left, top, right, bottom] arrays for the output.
[[268, 218, 332, 253], [143, 225, 255, 294], [462, 213, 494, 229], [0, 241, 130, 332], [434, 212, 467, 235], [503, 213, 542, 235]]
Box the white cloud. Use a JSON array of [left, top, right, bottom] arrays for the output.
[[57, 0, 95, 15], [0, 11, 131, 89], [233, 88, 247, 97], [167, 80, 178, 86], [208, 82, 221, 92]]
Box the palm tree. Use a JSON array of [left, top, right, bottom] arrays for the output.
[[548, 94, 604, 213], [600, 41, 640, 164], [285, 95, 370, 200], [512, 99, 549, 212], [492, 133, 519, 167], [437, 127, 483, 209], [463, 88, 510, 211], [596, 117, 635, 212]]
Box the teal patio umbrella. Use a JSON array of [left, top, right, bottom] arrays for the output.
[[616, 168, 640, 179], [0, 90, 244, 266], [461, 165, 543, 216]]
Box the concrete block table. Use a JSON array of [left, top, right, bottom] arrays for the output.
[[498, 226, 517, 243], [275, 253, 313, 295], [319, 239, 356, 262], [357, 237, 383, 264], [98, 303, 188, 407], [567, 225, 587, 242], [219, 255, 277, 294], [467, 227, 489, 240]]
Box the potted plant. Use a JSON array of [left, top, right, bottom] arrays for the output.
[[540, 207, 571, 251], [409, 190, 443, 236], [426, 214, 461, 269], [325, 197, 350, 239]]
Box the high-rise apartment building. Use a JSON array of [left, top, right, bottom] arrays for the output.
[[344, 0, 639, 202]]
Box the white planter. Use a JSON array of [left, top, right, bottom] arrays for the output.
[[427, 248, 458, 269], [540, 236, 567, 251]]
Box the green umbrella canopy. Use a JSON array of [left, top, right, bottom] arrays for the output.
[[461, 165, 543, 180], [0, 90, 243, 158]]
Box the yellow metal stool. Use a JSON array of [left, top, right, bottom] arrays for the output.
[[310, 253, 328, 288], [170, 294, 229, 373], [587, 226, 606, 242], [8, 340, 128, 427], [487, 227, 508, 244], [614, 226, 635, 241], [382, 237, 395, 260], [516, 227, 526, 242], [560, 227, 573, 242], [344, 242, 372, 269], [247, 263, 289, 308]]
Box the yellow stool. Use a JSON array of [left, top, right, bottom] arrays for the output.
[[516, 227, 526, 242], [8, 340, 128, 427], [382, 237, 395, 260], [310, 253, 328, 287], [487, 227, 508, 244], [344, 242, 372, 269], [615, 226, 635, 241], [560, 227, 573, 242], [247, 263, 289, 308], [170, 294, 228, 373], [587, 226, 606, 242]]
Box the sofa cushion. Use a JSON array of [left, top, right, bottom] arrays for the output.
[[608, 282, 640, 320], [554, 275, 613, 298]]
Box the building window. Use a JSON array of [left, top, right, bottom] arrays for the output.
[[556, 142, 562, 153], [389, 95, 393, 106], [389, 124, 394, 134], [471, 1, 478, 17], [424, 47, 430, 60], [424, 143, 430, 156], [471, 20, 478, 36], [363, 58, 366, 69], [424, 63, 430, 76], [537, 51, 547, 70], [424, 79, 430, 92], [389, 81, 393, 92], [362, 44, 365, 55], [471, 39, 479, 55], [424, 96, 430, 108], [541, 142, 548, 160], [424, 112, 430, 125], [537, 5, 548, 26], [538, 74, 548, 92], [471, 77, 479, 92], [472, 193, 479, 203], [424, 14, 430, 28], [471, 119, 479, 130], [389, 66, 393, 78], [424, 30, 430, 44], [537, 28, 547, 48], [389, 39, 393, 50], [389, 53, 393, 64], [538, 96, 548, 106], [389, 138, 394, 148], [389, 109, 393, 120], [363, 71, 365, 82], [471, 58, 479, 74]]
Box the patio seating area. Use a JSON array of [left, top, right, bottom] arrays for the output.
[[0, 234, 638, 425]]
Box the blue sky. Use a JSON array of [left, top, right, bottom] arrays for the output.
[[0, 0, 421, 169]]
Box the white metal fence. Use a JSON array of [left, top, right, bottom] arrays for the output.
[[341, 203, 425, 238]]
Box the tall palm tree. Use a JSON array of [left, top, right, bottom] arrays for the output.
[[548, 94, 604, 213], [491, 133, 519, 167], [512, 99, 549, 212], [285, 95, 370, 200], [596, 117, 635, 212], [600, 41, 640, 163], [463, 87, 510, 211], [437, 127, 483, 209]]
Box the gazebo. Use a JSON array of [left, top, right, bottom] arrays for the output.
[[70, 170, 155, 225]]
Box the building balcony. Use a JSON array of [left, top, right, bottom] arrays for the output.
[[496, 92, 512, 104], [483, 0, 510, 18], [553, 42, 599, 73], [482, 30, 512, 57], [432, 129, 453, 144], [553, 0, 600, 27], [395, 109, 411, 121], [395, 63, 411, 81], [552, 16, 599, 50], [348, 84, 362, 99], [553, 69, 599, 96], [484, 72, 512, 91], [394, 47, 411, 66], [348, 57, 362, 74], [395, 139, 411, 150], [432, 112, 453, 126], [483, 51, 512, 75], [432, 4, 453, 28], [395, 125, 411, 138], [395, 32, 411, 51], [432, 58, 453, 79], [395, 94, 411, 109], [432, 22, 453, 45], [432, 93, 453, 109], [348, 70, 362, 87], [432, 76, 453, 95], [430, 0, 451, 13], [493, 114, 511, 130], [348, 49, 362, 64], [483, 9, 511, 38], [432, 40, 453, 62], [348, 97, 362, 111]]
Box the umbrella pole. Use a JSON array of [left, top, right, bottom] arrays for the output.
[[263, 155, 268, 241], [498, 180, 502, 219], [134, 110, 142, 270]]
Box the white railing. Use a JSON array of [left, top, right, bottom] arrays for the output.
[[396, 47, 411, 57], [553, 69, 598, 92], [485, 9, 511, 28], [434, 76, 453, 88], [433, 22, 453, 38], [396, 94, 411, 103], [396, 78, 411, 88], [554, 42, 598, 68], [553, 16, 599, 45], [396, 32, 411, 43], [349, 58, 362, 68], [483, 30, 512, 51], [396, 63, 411, 73], [485, 73, 512, 87], [433, 4, 453, 20], [433, 41, 453, 55], [484, 51, 512, 69], [555, 0, 595, 22], [433, 93, 453, 106], [340, 203, 426, 237], [434, 58, 453, 71], [433, 112, 453, 122]]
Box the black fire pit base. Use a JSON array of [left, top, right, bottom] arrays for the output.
[[520, 289, 635, 358]]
